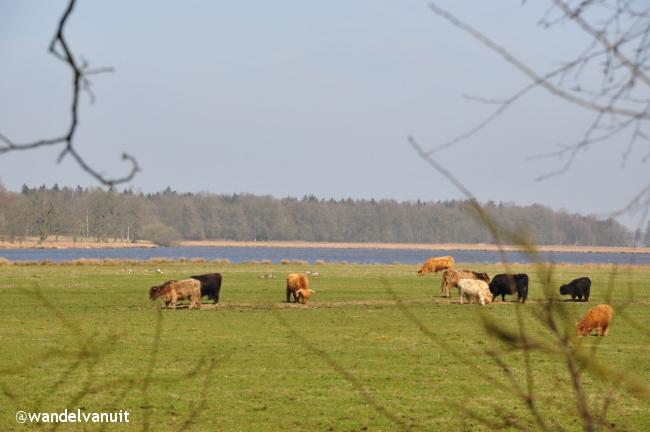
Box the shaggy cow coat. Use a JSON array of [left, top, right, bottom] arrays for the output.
[[440, 269, 490, 298], [489, 274, 529, 303], [296, 288, 316, 304], [560, 277, 591, 302], [190, 273, 222, 304], [149, 278, 202, 309], [458, 279, 493, 305], [577, 304, 613, 336], [286, 273, 312, 304], [417, 256, 455, 276]]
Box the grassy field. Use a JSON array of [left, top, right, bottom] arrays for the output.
[[1, 262, 649, 431]]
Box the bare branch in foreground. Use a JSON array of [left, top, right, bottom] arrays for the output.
[[424, 1, 650, 188], [0, 0, 139, 187]]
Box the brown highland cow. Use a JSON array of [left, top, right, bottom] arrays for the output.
[[576, 304, 613, 336], [440, 269, 490, 298], [417, 256, 454, 276], [286, 273, 315, 304], [149, 278, 202, 310]]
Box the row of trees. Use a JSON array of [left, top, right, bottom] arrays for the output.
[[0, 184, 642, 246]]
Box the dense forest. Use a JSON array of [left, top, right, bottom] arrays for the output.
[[0, 184, 644, 247]]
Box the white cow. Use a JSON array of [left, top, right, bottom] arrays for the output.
[[458, 279, 493, 305]]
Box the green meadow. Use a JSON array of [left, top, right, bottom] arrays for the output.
[[1, 261, 649, 431]]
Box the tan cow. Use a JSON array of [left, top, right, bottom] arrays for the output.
[[440, 269, 490, 298], [149, 278, 202, 309], [286, 273, 314, 304], [577, 304, 613, 336], [417, 256, 455, 276]]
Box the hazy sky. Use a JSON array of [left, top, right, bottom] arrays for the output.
[[1, 1, 647, 228]]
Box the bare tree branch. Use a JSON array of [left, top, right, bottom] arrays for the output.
[[552, 0, 650, 88], [427, 2, 650, 120], [0, 0, 139, 187]]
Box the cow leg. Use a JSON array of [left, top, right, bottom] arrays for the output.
[[286, 288, 292, 303]]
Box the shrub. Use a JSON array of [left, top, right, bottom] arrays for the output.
[[280, 259, 309, 265], [148, 257, 174, 264], [141, 223, 181, 247], [71, 258, 102, 266], [14, 260, 39, 266]]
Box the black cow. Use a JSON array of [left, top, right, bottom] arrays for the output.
[[190, 273, 222, 304], [559, 277, 591, 302], [489, 273, 529, 303]]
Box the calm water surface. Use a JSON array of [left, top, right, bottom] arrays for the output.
[[0, 246, 648, 265]]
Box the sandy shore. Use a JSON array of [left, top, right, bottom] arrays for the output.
[[1, 238, 648, 254]]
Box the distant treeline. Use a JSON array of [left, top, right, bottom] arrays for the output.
[[0, 184, 644, 247]]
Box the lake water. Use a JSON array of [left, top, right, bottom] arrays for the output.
[[0, 246, 648, 265]]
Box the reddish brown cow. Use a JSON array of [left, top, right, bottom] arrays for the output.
[[577, 304, 613, 336], [417, 256, 455, 276], [286, 273, 314, 304]]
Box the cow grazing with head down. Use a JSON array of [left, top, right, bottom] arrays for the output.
[[417, 256, 454, 276], [149, 278, 202, 309], [560, 277, 591, 302], [190, 273, 222, 304], [440, 269, 490, 298], [577, 304, 613, 336], [286, 273, 315, 304], [489, 273, 529, 303], [458, 279, 493, 305]]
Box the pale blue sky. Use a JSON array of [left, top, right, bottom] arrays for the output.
[[0, 1, 647, 227]]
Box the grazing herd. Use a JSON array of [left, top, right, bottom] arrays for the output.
[[148, 255, 613, 336], [420, 256, 613, 336]]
